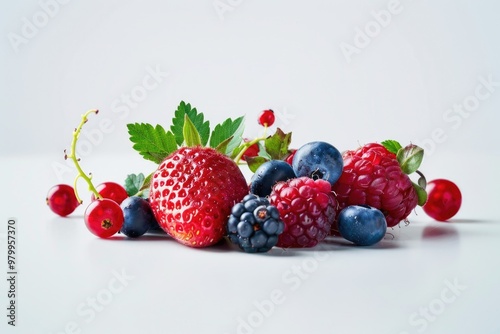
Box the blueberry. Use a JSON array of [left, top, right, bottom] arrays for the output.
[[292, 141, 343, 186], [250, 160, 296, 197], [337, 205, 387, 246], [120, 196, 157, 238], [226, 194, 285, 253]]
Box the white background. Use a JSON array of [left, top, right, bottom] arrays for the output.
[[1, 1, 500, 333]]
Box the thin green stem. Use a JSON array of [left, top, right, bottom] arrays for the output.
[[234, 135, 266, 164], [233, 125, 269, 164], [65, 109, 102, 203]]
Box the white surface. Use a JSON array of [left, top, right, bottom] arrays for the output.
[[1, 1, 500, 333]]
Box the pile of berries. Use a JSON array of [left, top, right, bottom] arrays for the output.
[[46, 103, 463, 253]]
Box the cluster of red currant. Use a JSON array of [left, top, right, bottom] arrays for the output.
[[46, 110, 129, 238]]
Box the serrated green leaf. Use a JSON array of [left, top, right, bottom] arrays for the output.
[[245, 156, 269, 173], [127, 123, 178, 163], [397, 144, 424, 174], [381, 140, 403, 154], [124, 173, 145, 196], [209, 116, 245, 155], [264, 128, 292, 160], [170, 101, 210, 146], [183, 114, 202, 147]]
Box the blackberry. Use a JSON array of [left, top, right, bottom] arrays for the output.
[[227, 194, 285, 253]]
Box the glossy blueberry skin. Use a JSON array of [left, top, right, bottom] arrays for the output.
[[250, 160, 296, 197], [337, 205, 387, 246], [292, 141, 343, 186], [120, 196, 157, 238]]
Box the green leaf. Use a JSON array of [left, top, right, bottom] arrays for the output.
[[397, 144, 424, 174], [264, 128, 292, 160], [214, 136, 233, 154], [183, 114, 202, 147], [245, 156, 269, 173], [412, 181, 428, 206], [124, 173, 145, 196], [170, 101, 210, 146], [127, 123, 178, 163], [381, 140, 403, 154], [209, 116, 245, 155]]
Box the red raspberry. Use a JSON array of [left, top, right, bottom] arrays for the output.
[[269, 176, 338, 248], [149, 146, 248, 247], [331, 143, 418, 230]]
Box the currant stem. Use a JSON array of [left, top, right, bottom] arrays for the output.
[[234, 135, 266, 164], [233, 125, 269, 164], [65, 109, 102, 203]]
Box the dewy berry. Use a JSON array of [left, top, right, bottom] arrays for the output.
[[227, 194, 285, 253], [250, 160, 296, 197], [331, 141, 426, 230], [292, 141, 343, 186], [85, 198, 124, 238], [91, 182, 129, 205], [269, 176, 338, 248], [258, 109, 275, 127], [120, 196, 157, 238], [423, 179, 462, 221], [149, 146, 248, 247], [46, 184, 80, 217], [337, 205, 387, 246]]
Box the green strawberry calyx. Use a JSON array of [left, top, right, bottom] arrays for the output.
[[381, 140, 427, 206]]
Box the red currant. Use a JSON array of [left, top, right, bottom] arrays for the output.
[[242, 139, 259, 161], [46, 184, 80, 217], [258, 109, 275, 127], [84, 199, 124, 238], [91, 182, 128, 205], [423, 179, 462, 221], [285, 149, 297, 165]]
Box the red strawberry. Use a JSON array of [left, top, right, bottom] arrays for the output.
[[331, 142, 426, 231], [269, 176, 338, 248], [149, 146, 248, 247]]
